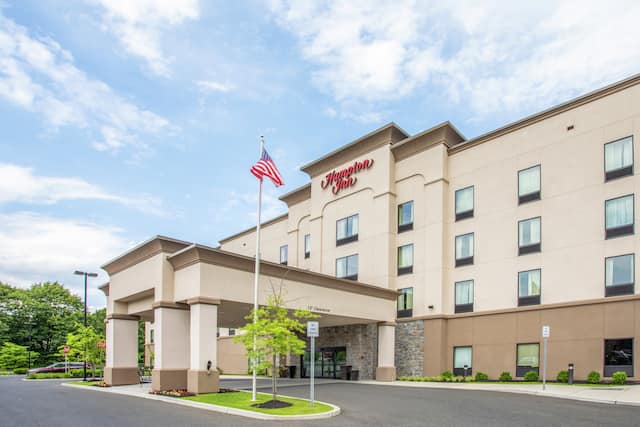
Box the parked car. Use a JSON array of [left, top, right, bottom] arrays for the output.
[[27, 362, 91, 374]]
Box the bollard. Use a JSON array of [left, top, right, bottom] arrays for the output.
[[568, 363, 574, 385], [463, 365, 468, 381]]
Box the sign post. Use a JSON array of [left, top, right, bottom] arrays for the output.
[[542, 325, 550, 391], [63, 345, 69, 373], [307, 321, 319, 407]]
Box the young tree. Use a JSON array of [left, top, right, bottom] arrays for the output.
[[64, 325, 105, 375], [235, 289, 317, 406], [0, 342, 39, 370]]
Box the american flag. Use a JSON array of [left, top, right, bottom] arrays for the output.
[[250, 148, 284, 187]]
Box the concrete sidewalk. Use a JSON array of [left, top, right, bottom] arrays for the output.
[[357, 380, 640, 406]]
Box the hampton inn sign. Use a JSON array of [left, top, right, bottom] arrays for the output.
[[320, 159, 374, 195]]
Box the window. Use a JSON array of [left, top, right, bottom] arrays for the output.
[[518, 269, 541, 306], [280, 245, 288, 265], [516, 343, 539, 377], [455, 186, 474, 221], [605, 254, 634, 297], [336, 254, 358, 281], [397, 244, 414, 275], [518, 165, 541, 204], [228, 328, 236, 336], [605, 136, 633, 181], [336, 214, 359, 245], [605, 195, 634, 239], [604, 338, 633, 377], [304, 234, 311, 259], [453, 346, 473, 376], [455, 233, 474, 267], [398, 201, 414, 232], [455, 280, 474, 313], [518, 217, 541, 255], [397, 288, 413, 318]]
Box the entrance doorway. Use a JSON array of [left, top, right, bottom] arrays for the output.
[[301, 347, 346, 378]]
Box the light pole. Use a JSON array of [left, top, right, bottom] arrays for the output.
[[75, 270, 98, 381]]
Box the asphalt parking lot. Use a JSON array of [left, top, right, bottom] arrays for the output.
[[2, 375, 639, 427]]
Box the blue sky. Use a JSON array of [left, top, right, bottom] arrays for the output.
[[1, 0, 640, 307]]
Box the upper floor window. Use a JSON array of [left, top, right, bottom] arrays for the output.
[[605, 195, 634, 239], [398, 201, 414, 232], [516, 343, 539, 377], [279, 245, 288, 265], [228, 328, 236, 336], [397, 287, 413, 318], [455, 233, 474, 267], [397, 244, 414, 275], [453, 346, 473, 376], [455, 186, 474, 221], [518, 269, 541, 306], [518, 217, 541, 255], [605, 136, 633, 181], [336, 214, 359, 246], [336, 254, 358, 281], [304, 234, 311, 259], [455, 280, 474, 313], [518, 165, 541, 204], [605, 254, 634, 297]]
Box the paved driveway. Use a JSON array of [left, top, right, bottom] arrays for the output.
[[2, 375, 639, 427]]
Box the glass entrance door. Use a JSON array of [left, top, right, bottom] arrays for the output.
[[301, 347, 346, 379]]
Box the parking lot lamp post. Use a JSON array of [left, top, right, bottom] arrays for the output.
[[74, 270, 98, 381]]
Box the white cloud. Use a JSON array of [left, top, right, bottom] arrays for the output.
[[0, 12, 170, 153], [92, 0, 200, 77], [195, 80, 235, 93], [0, 212, 128, 299], [269, 0, 640, 118], [0, 163, 167, 216]]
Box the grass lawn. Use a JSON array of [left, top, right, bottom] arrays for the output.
[[183, 391, 333, 416]]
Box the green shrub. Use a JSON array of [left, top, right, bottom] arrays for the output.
[[13, 368, 27, 375], [611, 371, 627, 385], [587, 371, 601, 384], [27, 372, 72, 379], [499, 371, 512, 382], [474, 372, 489, 381], [523, 371, 539, 381], [441, 371, 454, 381], [556, 370, 569, 383]]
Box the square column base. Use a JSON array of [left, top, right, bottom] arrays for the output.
[[152, 369, 188, 391], [376, 366, 396, 382], [187, 369, 220, 394], [104, 367, 139, 386]]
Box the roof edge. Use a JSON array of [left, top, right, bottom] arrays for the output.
[[217, 213, 288, 245]]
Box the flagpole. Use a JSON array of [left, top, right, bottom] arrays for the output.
[[251, 136, 264, 401]]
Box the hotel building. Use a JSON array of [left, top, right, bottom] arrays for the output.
[[101, 74, 640, 392]]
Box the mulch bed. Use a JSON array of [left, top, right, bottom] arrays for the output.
[[251, 399, 293, 409]]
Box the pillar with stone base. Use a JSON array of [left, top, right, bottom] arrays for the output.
[[152, 303, 190, 391], [187, 298, 220, 394], [104, 315, 140, 386], [376, 322, 397, 381]]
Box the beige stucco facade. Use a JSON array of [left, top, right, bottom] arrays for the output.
[[103, 74, 640, 388]]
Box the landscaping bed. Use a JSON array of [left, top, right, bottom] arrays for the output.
[[68, 380, 110, 387], [182, 391, 333, 416]]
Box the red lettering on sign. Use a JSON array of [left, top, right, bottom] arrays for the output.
[[320, 159, 373, 195]]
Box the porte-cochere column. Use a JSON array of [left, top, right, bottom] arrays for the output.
[[152, 302, 190, 391], [376, 321, 397, 381], [104, 314, 140, 386], [187, 297, 220, 394]]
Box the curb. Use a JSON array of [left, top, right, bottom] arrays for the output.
[[353, 381, 640, 407], [61, 383, 341, 420]]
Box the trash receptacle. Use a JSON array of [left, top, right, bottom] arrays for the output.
[[289, 365, 297, 378], [350, 370, 359, 381], [339, 365, 352, 380]]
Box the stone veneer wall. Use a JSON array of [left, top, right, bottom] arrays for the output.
[[303, 324, 378, 380], [395, 320, 424, 376]]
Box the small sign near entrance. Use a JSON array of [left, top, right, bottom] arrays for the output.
[[542, 325, 550, 338], [307, 321, 319, 337], [63, 345, 69, 354]]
